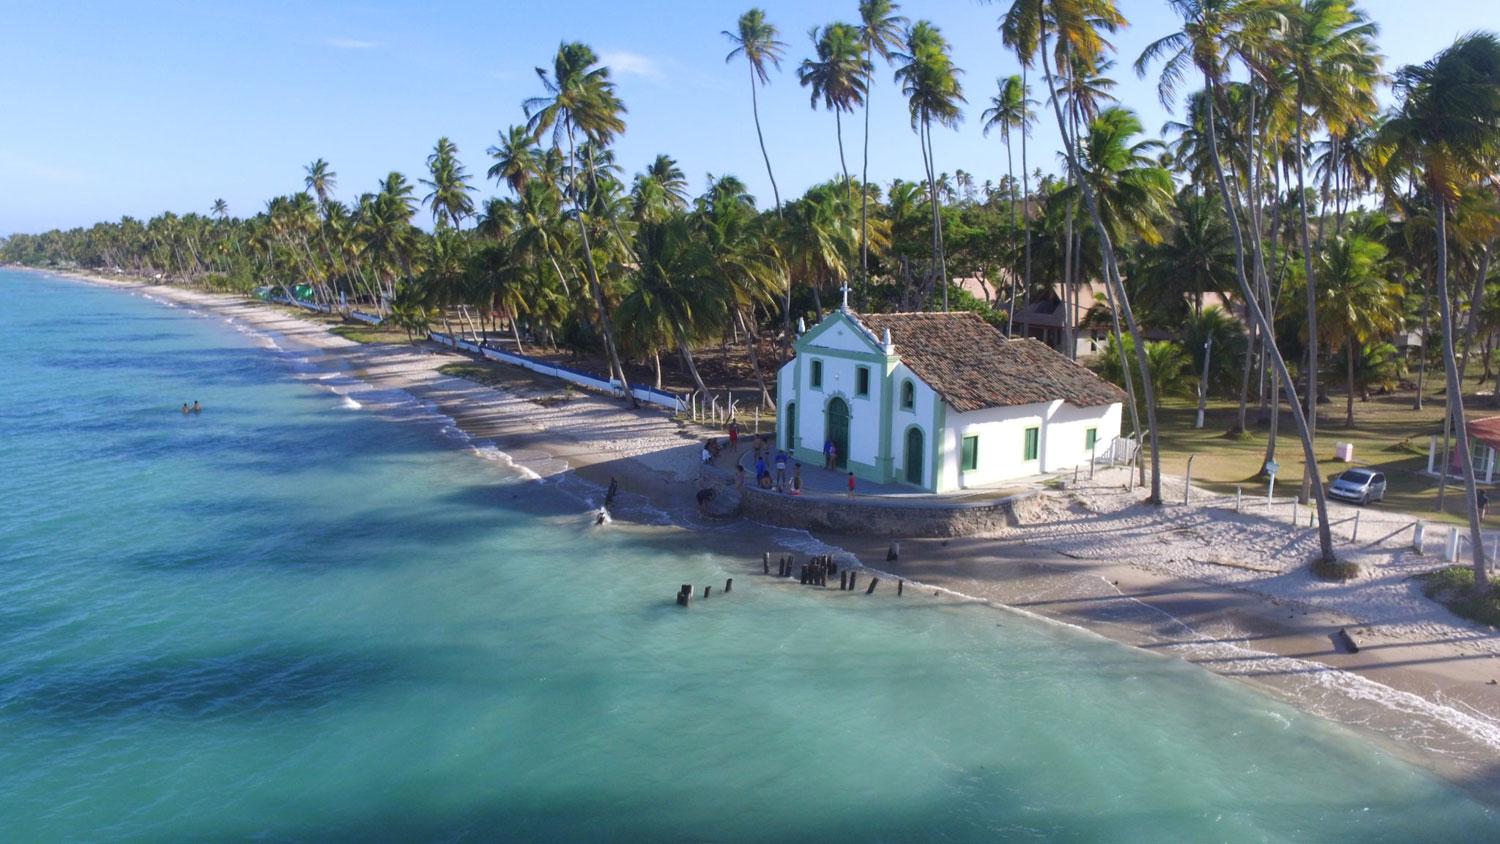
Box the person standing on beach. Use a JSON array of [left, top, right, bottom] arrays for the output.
[[847, 472, 856, 498], [823, 438, 834, 470], [774, 449, 788, 491], [792, 463, 802, 496], [727, 421, 739, 452]]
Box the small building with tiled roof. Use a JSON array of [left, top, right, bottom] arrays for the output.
[[776, 307, 1125, 493]]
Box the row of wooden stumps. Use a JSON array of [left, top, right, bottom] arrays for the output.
[[760, 551, 903, 597], [676, 578, 732, 607]]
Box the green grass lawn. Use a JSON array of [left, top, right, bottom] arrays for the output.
[[1144, 373, 1500, 526]]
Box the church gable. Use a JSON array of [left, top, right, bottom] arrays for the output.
[[798, 311, 884, 356]]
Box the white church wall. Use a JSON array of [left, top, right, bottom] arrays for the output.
[[888, 363, 937, 488]]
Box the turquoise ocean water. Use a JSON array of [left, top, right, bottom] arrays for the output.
[[0, 268, 1496, 841]]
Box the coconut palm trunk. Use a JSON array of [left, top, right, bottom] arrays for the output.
[[1203, 76, 1335, 563], [1293, 94, 1320, 502], [567, 130, 632, 400], [1039, 28, 1161, 504], [1020, 64, 1033, 335], [1004, 123, 1018, 334], [1434, 196, 1489, 585]]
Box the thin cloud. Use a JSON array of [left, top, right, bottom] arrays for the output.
[[600, 50, 663, 80], [325, 37, 380, 50]]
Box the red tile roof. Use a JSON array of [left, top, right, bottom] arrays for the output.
[[850, 311, 1126, 412]]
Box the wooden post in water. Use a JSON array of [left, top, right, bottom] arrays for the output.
[[677, 585, 692, 607], [848, 572, 858, 592], [762, 552, 770, 575], [865, 577, 879, 595], [840, 571, 849, 590], [703, 585, 712, 599], [898, 579, 904, 596], [725, 578, 733, 593]]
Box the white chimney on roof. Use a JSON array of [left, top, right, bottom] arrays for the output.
[[797, 317, 807, 335], [882, 327, 894, 354]]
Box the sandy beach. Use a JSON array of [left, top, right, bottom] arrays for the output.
[[41, 269, 1500, 800]]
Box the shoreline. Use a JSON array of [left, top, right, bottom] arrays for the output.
[[21, 266, 1500, 803]]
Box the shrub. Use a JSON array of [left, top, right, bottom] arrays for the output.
[[1420, 566, 1500, 626]]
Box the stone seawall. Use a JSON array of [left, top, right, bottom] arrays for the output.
[[731, 483, 1039, 538]]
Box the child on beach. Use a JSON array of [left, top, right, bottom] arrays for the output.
[[791, 463, 802, 495], [727, 421, 739, 451], [774, 450, 788, 491], [847, 472, 856, 498]]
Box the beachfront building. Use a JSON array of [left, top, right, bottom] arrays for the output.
[[775, 306, 1126, 493]]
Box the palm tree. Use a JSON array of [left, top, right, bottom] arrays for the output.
[[1383, 33, 1500, 585], [211, 199, 229, 220], [1284, 0, 1382, 464], [724, 9, 791, 346], [895, 20, 964, 311], [620, 215, 724, 396], [798, 23, 870, 196], [422, 136, 476, 230], [856, 1, 908, 296], [1136, 189, 1235, 321], [525, 41, 634, 400], [981, 73, 1035, 332], [1056, 107, 1174, 248], [1002, 0, 1167, 504], [645, 154, 689, 209], [487, 126, 540, 195], [1137, 0, 1342, 562], [1317, 233, 1401, 426]]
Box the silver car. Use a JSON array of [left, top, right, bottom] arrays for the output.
[[1329, 468, 1387, 505]]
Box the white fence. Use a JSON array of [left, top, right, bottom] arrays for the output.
[[429, 331, 686, 412], [269, 294, 332, 314]]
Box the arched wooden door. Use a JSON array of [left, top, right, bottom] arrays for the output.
[[905, 427, 924, 486], [826, 397, 850, 470]]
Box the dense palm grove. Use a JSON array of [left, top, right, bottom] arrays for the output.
[[5, 1, 1500, 576]]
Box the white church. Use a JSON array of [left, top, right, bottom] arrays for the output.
[[775, 306, 1126, 493]]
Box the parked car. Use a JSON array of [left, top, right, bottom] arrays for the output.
[[1329, 468, 1387, 505]]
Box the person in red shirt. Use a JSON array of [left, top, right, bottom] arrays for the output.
[[847, 472, 856, 498], [727, 421, 739, 451]]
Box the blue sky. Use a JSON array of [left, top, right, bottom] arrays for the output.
[[0, 0, 1490, 235]]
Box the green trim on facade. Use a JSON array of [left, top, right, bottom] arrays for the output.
[[798, 345, 888, 365], [930, 400, 946, 491], [875, 359, 896, 483]]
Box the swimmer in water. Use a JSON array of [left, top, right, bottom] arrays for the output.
[[181, 403, 190, 415], [191, 401, 202, 413]]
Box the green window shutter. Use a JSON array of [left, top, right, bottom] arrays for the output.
[[856, 366, 870, 396], [1085, 427, 1097, 450], [961, 435, 979, 472], [811, 359, 822, 388], [1024, 427, 1039, 461]]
